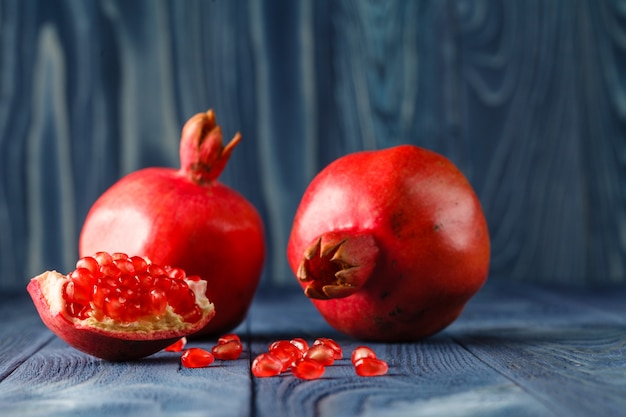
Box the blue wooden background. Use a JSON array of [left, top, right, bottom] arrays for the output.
[[1, 0, 625, 292]]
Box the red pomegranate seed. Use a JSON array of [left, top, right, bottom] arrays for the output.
[[166, 266, 186, 280], [130, 256, 149, 272], [218, 333, 241, 345], [292, 358, 325, 380], [304, 344, 335, 366], [100, 263, 121, 278], [148, 264, 167, 277], [251, 353, 283, 377], [115, 259, 136, 274], [111, 252, 128, 261], [269, 340, 302, 371], [211, 340, 243, 360], [164, 337, 187, 352], [351, 346, 377, 364], [181, 348, 215, 368], [76, 256, 99, 274], [354, 357, 388, 377], [289, 338, 309, 353], [313, 337, 342, 360], [94, 251, 113, 265]]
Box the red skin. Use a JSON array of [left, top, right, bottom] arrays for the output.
[[287, 145, 490, 342], [79, 110, 265, 336]]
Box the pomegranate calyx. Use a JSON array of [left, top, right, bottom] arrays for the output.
[[298, 232, 378, 300], [179, 109, 241, 184]]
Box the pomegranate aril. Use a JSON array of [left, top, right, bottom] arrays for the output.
[[292, 358, 325, 380], [94, 251, 113, 265], [67, 302, 90, 319], [269, 340, 302, 371], [354, 357, 388, 377], [218, 333, 241, 345], [313, 337, 342, 360], [148, 264, 167, 277], [154, 276, 173, 292], [100, 263, 122, 278], [111, 252, 128, 261], [114, 259, 135, 274], [212, 340, 243, 360], [130, 256, 149, 272], [351, 346, 377, 364], [164, 337, 187, 352], [181, 304, 203, 323], [251, 353, 283, 377], [181, 348, 215, 368], [149, 288, 168, 316], [304, 344, 335, 366], [76, 256, 99, 274], [166, 266, 186, 280], [289, 338, 309, 353], [103, 295, 125, 321]]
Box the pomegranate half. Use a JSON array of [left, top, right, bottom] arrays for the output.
[[27, 252, 215, 361], [287, 145, 490, 342], [79, 110, 265, 336]]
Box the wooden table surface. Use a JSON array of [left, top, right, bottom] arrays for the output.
[[1, 282, 625, 417]]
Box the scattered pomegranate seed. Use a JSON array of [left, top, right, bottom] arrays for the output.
[[218, 333, 241, 345], [251, 353, 283, 377], [292, 358, 325, 380], [351, 346, 377, 364], [164, 337, 187, 352], [313, 337, 342, 360], [289, 337, 309, 353], [354, 357, 389, 377], [269, 340, 302, 371], [181, 348, 215, 368], [304, 344, 335, 366], [212, 340, 243, 360]]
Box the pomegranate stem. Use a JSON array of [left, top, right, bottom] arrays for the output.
[[179, 109, 241, 184]]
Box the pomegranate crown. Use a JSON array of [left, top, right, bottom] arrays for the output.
[[179, 109, 241, 184]]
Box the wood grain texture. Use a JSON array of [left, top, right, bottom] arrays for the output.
[[1, 0, 626, 290], [4, 284, 626, 416]]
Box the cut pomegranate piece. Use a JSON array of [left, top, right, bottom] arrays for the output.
[[27, 252, 215, 361], [181, 348, 215, 368], [251, 353, 283, 377], [292, 358, 325, 380]]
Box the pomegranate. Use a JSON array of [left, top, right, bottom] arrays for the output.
[[287, 145, 490, 342], [78, 110, 265, 336], [27, 252, 215, 361]]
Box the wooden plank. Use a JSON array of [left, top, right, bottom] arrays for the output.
[[247, 290, 557, 417], [449, 283, 626, 417], [0, 293, 54, 381]]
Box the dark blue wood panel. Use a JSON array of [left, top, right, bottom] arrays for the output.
[[2, 284, 626, 416], [1, 0, 626, 290]]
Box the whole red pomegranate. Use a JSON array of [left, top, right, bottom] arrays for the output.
[[79, 110, 265, 336], [287, 145, 490, 342]]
